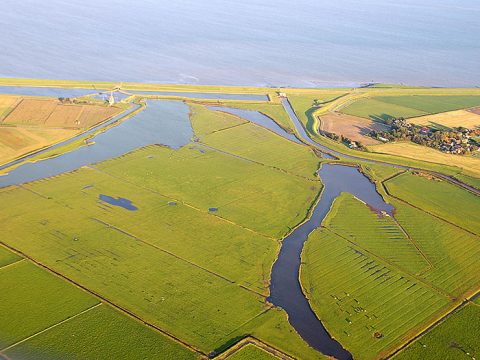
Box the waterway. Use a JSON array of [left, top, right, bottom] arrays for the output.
[[268, 164, 394, 360], [0, 100, 193, 187]]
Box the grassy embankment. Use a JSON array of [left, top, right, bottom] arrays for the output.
[[300, 166, 480, 359], [0, 105, 326, 359]]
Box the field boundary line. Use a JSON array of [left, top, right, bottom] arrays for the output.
[[390, 216, 434, 275], [213, 335, 295, 360], [0, 303, 102, 353], [382, 179, 480, 238], [17, 184, 50, 200], [210, 107, 308, 150], [0, 258, 25, 272], [0, 241, 205, 356], [208, 120, 250, 135], [386, 287, 480, 359], [90, 217, 267, 298], [197, 142, 319, 182], [323, 227, 452, 299], [1, 98, 24, 123]]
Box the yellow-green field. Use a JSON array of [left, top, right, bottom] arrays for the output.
[[0, 256, 199, 360], [0, 127, 77, 165], [394, 304, 480, 360], [408, 109, 480, 129], [301, 165, 480, 359], [368, 141, 480, 178]]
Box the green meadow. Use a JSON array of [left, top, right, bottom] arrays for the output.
[[301, 226, 450, 360], [0, 260, 98, 349], [375, 95, 480, 114], [301, 171, 480, 359], [385, 172, 480, 235], [190, 105, 320, 179], [341, 95, 480, 122], [209, 101, 299, 135], [394, 304, 480, 360], [322, 193, 429, 274], [96, 146, 319, 239], [4, 304, 198, 360], [286, 93, 346, 132], [340, 98, 427, 121], [0, 257, 198, 359], [0, 246, 21, 268]]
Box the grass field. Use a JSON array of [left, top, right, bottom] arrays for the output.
[[394, 304, 480, 360], [0, 260, 99, 349], [368, 141, 480, 178], [0, 186, 270, 352], [341, 95, 480, 123], [0, 246, 21, 268], [287, 93, 347, 132], [3, 98, 121, 129], [359, 162, 403, 182], [4, 304, 199, 360], [95, 145, 320, 239], [210, 101, 299, 135], [385, 172, 480, 235], [301, 181, 480, 359], [375, 95, 480, 114], [318, 112, 388, 145], [388, 198, 480, 298], [225, 344, 278, 360], [301, 226, 450, 359], [408, 110, 480, 129], [0, 138, 322, 356], [341, 98, 427, 122], [190, 105, 320, 179], [15, 167, 277, 293], [322, 193, 429, 274]]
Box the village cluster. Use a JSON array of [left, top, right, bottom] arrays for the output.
[[368, 117, 480, 155]]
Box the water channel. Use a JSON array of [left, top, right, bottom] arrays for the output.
[[0, 100, 193, 187]]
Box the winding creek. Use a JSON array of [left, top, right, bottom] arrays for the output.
[[0, 86, 455, 359]]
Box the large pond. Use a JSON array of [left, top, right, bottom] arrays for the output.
[[0, 100, 193, 188]]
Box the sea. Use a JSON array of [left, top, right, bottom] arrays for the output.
[[1, 0, 479, 87]]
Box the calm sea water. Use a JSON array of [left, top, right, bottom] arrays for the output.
[[1, 0, 478, 87]]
